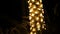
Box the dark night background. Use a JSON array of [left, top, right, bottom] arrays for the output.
[[0, 0, 60, 34]]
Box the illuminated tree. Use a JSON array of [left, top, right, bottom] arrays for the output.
[[28, 0, 46, 34]]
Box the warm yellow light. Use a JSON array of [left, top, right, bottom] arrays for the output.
[[42, 24, 45, 28], [37, 22, 40, 25], [28, 1, 30, 3], [28, 0, 46, 34], [30, 20, 34, 25], [29, 16, 32, 20], [42, 9, 44, 13], [32, 24, 35, 27], [39, 0, 42, 2], [30, 20, 34, 26], [31, 20, 34, 22], [29, 13, 31, 15], [34, 32, 36, 34], [35, 11, 39, 14], [42, 25, 44, 28], [37, 25, 40, 28], [33, 5, 36, 9], [40, 4, 43, 8], [32, 28, 36, 31], [31, 13, 35, 16], [31, 0, 35, 2], [36, 2, 40, 5], [28, 0, 30, 3], [36, 22, 41, 30], [37, 8, 41, 10], [36, 17, 39, 21], [40, 13, 44, 18], [41, 18, 43, 22], [37, 28, 40, 31], [40, 13, 43, 16], [30, 27, 32, 30], [29, 3, 32, 6], [30, 32, 33, 34], [44, 28, 46, 30], [29, 8, 33, 12], [28, 6, 31, 8]]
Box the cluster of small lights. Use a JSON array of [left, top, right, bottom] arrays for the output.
[[28, 0, 46, 34]]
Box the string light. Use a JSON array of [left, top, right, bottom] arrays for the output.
[[28, 0, 46, 34], [36, 22, 41, 30]]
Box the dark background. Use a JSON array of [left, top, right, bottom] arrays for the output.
[[0, 0, 60, 34]]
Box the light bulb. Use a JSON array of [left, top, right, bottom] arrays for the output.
[[40, 13, 44, 18], [37, 28, 40, 31], [36, 22, 41, 30], [33, 5, 36, 9], [34, 32, 36, 34], [30, 32, 33, 34], [35, 11, 39, 14], [31, 13, 35, 16], [42, 25, 44, 28], [41, 18, 43, 22], [29, 3, 32, 6], [28, 1, 30, 3], [40, 4, 43, 8], [42, 24, 45, 28], [31, 0, 35, 2], [36, 17, 39, 21], [28, 6, 31, 8], [36, 22, 40, 25], [32, 28, 36, 31], [29, 16, 32, 20], [39, 0, 42, 2], [37, 25, 40, 28], [30, 20, 34, 25], [31, 20, 34, 22], [30, 27, 32, 30], [42, 9, 44, 13], [29, 8, 33, 12], [40, 13, 43, 16], [32, 24, 35, 27], [37, 8, 41, 10], [36, 2, 40, 5]]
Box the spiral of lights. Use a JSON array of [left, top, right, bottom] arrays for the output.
[[28, 0, 46, 34]]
